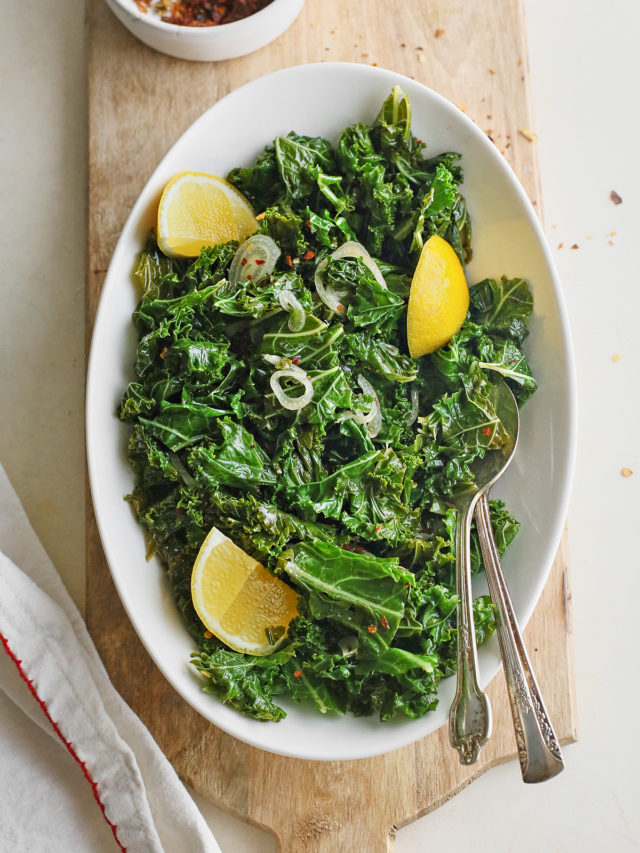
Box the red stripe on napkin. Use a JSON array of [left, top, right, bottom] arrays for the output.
[[0, 632, 126, 852]]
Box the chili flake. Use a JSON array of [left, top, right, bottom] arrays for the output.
[[291, 356, 301, 365], [303, 249, 315, 260], [157, 0, 274, 27], [241, 257, 248, 266], [610, 190, 623, 205], [293, 670, 303, 678], [255, 259, 266, 265], [482, 427, 491, 436], [367, 625, 377, 634], [285, 255, 293, 267], [380, 616, 389, 630]]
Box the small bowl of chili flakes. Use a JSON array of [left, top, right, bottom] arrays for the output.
[[105, 0, 306, 61]]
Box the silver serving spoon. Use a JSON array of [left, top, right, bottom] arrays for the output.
[[449, 376, 564, 780], [473, 378, 564, 782]]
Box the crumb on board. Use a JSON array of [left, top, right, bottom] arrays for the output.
[[571, 243, 579, 249], [417, 54, 425, 62], [621, 468, 633, 478], [518, 127, 538, 142], [608, 240, 615, 246], [610, 190, 623, 205], [457, 104, 467, 112], [435, 28, 445, 38], [489, 68, 496, 74], [557, 243, 564, 249], [612, 353, 622, 362]]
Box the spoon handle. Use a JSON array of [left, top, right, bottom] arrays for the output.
[[475, 493, 564, 782], [449, 500, 492, 765]]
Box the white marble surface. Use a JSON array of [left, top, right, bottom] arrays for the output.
[[2, 0, 639, 849]]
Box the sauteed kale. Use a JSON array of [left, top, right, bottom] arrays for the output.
[[119, 88, 536, 722]]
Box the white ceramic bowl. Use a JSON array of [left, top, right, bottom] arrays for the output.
[[105, 0, 305, 62], [86, 62, 577, 761]]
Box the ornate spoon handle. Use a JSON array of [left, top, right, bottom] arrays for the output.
[[449, 498, 491, 765], [475, 493, 564, 783]]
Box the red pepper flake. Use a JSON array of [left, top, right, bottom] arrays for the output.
[[159, 0, 273, 27], [610, 190, 623, 205], [557, 242, 564, 249], [285, 255, 293, 267], [380, 616, 389, 630], [255, 259, 265, 265], [375, 525, 382, 532], [482, 427, 491, 436], [343, 543, 368, 554], [293, 670, 303, 678], [571, 244, 579, 250], [305, 219, 312, 230], [241, 257, 248, 266], [246, 274, 252, 280], [434, 28, 445, 38], [303, 249, 315, 260], [291, 356, 301, 365], [367, 625, 377, 634], [336, 303, 344, 313]]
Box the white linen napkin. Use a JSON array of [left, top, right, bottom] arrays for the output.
[[0, 462, 221, 853]]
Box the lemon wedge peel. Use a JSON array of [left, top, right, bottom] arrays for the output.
[[406, 234, 470, 358], [157, 171, 258, 259], [191, 526, 299, 657]]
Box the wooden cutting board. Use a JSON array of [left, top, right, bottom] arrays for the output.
[[87, 1, 577, 849]]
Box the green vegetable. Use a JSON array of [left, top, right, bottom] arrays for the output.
[[120, 88, 537, 723]]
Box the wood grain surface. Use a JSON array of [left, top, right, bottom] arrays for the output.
[[87, 1, 577, 850]]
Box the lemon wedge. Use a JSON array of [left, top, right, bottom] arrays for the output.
[[191, 526, 299, 656], [406, 235, 470, 357], [157, 171, 258, 258]]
